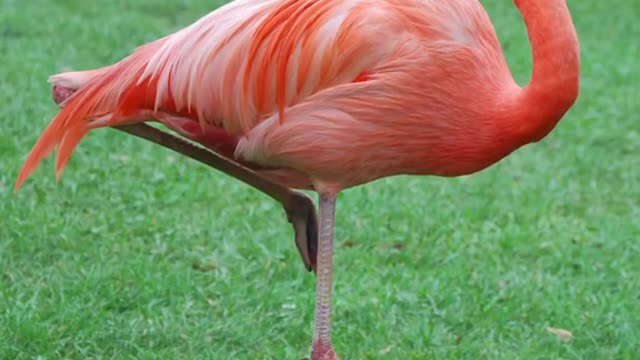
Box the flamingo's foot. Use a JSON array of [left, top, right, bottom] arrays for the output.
[[52, 84, 75, 105], [311, 339, 339, 360]]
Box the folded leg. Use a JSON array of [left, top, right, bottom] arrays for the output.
[[115, 123, 319, 271], [52, 84, 318, 272]]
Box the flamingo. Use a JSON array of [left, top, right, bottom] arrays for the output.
[[15, 0, 580, 358]]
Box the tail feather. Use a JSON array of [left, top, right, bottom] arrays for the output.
[[15, 40, 169, 191], [55, 124, 89, 181]]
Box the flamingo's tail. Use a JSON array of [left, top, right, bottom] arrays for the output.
[[15, 40, 169, 191]]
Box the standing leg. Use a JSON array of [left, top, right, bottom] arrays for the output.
[[311, 192, 339, 360]]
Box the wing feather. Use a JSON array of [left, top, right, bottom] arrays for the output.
[[143, 0, 396, 134], [19, 0, 470, 189]]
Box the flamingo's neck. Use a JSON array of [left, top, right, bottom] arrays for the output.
[[509, 0, 580, 143]]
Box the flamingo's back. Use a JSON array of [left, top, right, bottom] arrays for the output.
[[16, 0, 508, 190]]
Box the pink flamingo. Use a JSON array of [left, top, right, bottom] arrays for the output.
[[15, 0, 580, 358]]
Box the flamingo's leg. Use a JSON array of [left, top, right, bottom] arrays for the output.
[[311, 192, 339, 360], [52, 84, 318, 272], [115, 123, 319, 272]]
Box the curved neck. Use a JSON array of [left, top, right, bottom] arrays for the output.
[[510, 0, 580, 142]]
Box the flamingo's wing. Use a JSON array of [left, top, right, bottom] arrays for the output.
[[139, 0, 405, 134], [16, 0, 493, 188]]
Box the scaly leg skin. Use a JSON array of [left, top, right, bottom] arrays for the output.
[[311, 192, 339, 360]]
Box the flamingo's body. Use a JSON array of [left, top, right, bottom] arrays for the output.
[[16, 0, 579, 358]]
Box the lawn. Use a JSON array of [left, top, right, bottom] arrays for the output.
[[1, 0, 639, 359]]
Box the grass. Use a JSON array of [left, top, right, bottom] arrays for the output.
[[1, 0, 639, 359]]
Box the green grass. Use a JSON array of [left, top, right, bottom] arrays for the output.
[[1, 0, 639, 359]]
